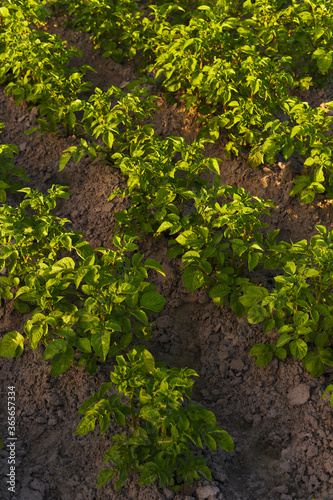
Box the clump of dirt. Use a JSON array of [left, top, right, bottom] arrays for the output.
[[0, 19, 333, 500]]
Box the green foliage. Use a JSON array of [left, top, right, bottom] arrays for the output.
[[0, 183, 233, 489], [243, 227, 333, 376], [0, 186, 166, 374], [76, 347, 234, 490], [60, 84, 159, 169], [0, 2, 93, 136], [61, 0, 141, 62], [0, 124, 29, 202], [58, 0, 333, 201], [2, 0, 333, 492]]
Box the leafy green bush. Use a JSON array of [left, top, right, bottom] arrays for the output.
[[241, 226, 333, 376], [76, 347, 234, 491], [0, 2, 93, 136]]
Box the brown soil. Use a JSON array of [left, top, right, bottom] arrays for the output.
[[0, 18, 333, 500]]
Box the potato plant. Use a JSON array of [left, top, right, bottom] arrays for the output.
[[76, 348, 234, 491], [242, 226, 333, 377], [0, 1, 94, 136]]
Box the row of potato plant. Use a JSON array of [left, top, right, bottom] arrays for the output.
[[3, 0, 333, 203], [57, 85, 333, 381], [0, 173, 234, 489], [57, 0, 333, 203]]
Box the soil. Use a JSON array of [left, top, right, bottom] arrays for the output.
[[0, 17, 333, 500]]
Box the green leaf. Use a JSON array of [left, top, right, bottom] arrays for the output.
[[113, 409, 126, 427], [240, 286, 268, 307], [50, 346, 75, 375], [230, 292, 246, 318], [248, 150, 263, 168], [76, 414, 97, 436], [120, 331, 132, 348], [317, 53, 332, 73], [143, 349, 155, 373], [66, 110, 76, 127], [321, 385, 333, 404], [319, 348, 333, 367], [114, 466, 129, 490], [52, 257, 75, 271], [275, 347, 287, 360], [153, 188, 175, 207], [13, 299, 30, 314], [250, 343, 274, 366], [283, 143, 294, 159], [103, 131, 114, 149], [0, 331, 25, 357], [248, 252, 260, 272], [182, 267, 205, 292], [29, 324, 47, 350], [176, 230, 199, 246], [132, 309, 148, 324], [76, 338, 92, 353], [214, 430, 234, 452], [140, 291, 166, 313], [139, 469, 157, 486], [289, 339, 308, 360], [303, 352, 324, 377], [299, 189, 315, 204], [144, 259, 165, 276], [156, 221, 173, 233], [263, 318, 275, 333], [206, 158, 220, 175], [291, 125, 302, 139], [91, 330, 111, 362], [247, 305, 267, 324], [43, 339, 68, 360], [0, 6, 10, 16], [276, 333, 293, 347], [204, 434, 217, 451], [209, 283, 231, 306], [105, 320, 122, 332], [97, 468, 116, 487], [59, 153, 72, 171], [314, 167, 325, 183]]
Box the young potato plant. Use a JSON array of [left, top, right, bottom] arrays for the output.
[[76, 347, 234, 491], [0, 186, 166, 374], [255, 97, 333, 203], [241, 226, 333, 377], [246, 0, 333, 82], [0, 185, 74, 304], [59, 84, 159, 170], [0, 0, 50, 25], [0, 3, 94, 136], [60, 0, 141, 63], [0, 126, 29, 203]]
